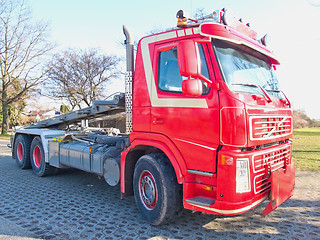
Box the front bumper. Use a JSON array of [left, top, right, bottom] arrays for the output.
[[184, 192, 268, 215], [183, 141, 295, 216]]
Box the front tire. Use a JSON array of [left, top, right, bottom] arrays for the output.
[[30, 137, 55, 177], [133, 153, 182, 225], [14, 134, 31, 169]]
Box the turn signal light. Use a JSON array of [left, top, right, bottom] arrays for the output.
[[204, 186, 213, 191], [221, 154, 234, 165]]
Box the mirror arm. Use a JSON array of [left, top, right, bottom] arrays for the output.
[[197, 74, 212, 84]]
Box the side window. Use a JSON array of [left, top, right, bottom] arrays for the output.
[[198, 44, 210, 95], [158, 47, 183, 93], [158, 44, 211, 94]]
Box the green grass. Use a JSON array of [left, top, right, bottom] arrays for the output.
[[0, 134, 11, 140], [292, 127, 320, 172]]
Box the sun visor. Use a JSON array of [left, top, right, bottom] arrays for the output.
[[200, 23, 280, 65]]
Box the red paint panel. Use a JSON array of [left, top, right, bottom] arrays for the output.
[[132, 107, 151, 132], [130, 132, 187, 177], [183, 182, 217, 201], [262, 162, 295, 215], [151, 106, 219, 173], [220, 107, 247, 147]]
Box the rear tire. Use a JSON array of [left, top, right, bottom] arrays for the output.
[[14, 134, 31, 169], [30, 137, 55, 177], [133, 153, 182, 225]]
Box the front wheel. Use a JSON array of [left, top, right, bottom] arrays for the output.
[[30, 137, 55, 177], [133, 153, 182, 225]]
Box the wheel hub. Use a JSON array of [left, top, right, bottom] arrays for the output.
[[139, 171, 157, 210], [33, 146, 41, 168], [17, 143, 24, 162]]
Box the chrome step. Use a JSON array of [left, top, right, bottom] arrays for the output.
[[186, 197, 215, 207]]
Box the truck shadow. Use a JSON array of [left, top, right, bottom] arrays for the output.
[[169, 199, 320, 239]]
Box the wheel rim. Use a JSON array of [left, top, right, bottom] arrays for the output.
[[139, 170, 157, 210], [33, 146, 41, 168], [17, 143, 24, 162]]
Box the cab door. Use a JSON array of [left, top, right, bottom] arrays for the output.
[[151, 40, 220, 173]]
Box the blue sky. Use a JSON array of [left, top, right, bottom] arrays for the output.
[[29, 0, 320, 119]]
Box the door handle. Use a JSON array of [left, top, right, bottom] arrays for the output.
[[153, 117, 164, 125]]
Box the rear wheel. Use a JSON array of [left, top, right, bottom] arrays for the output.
[[14, 135, 31, 169], [30, 137, 55, 177], [133, 153, 182, 225]]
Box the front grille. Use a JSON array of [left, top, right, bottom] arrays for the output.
[[252, 145, 291, 194], [249, 116, 292, 141]]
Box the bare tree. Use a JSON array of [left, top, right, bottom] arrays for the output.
[[45, 48, 120, 110], [193, 8, 210, 20], [0, 0, 55, 134]]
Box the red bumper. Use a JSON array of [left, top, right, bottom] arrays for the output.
[[262, 162, 295, 215]]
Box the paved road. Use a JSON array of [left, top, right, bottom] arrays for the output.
[[0, 139, 319, 240]]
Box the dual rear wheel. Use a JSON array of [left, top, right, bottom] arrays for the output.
[[14, 135, 31, 169], [30, 137, 55, 177], [14, 135, 54, 176]]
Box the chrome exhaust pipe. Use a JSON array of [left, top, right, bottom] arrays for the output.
[[123, 25, 134, 134]]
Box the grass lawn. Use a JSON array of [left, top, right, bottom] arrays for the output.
[[292, 127, 320, 172], [0, 134, 11, 140]]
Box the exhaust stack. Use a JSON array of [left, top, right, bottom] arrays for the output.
[[123, 25, 134, 134]]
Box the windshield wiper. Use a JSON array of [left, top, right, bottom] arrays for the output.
[[231, 83, 272, 103], [266, 89, 291, 106]]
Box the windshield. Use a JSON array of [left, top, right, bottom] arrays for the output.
[[213, 39, 283, 99]]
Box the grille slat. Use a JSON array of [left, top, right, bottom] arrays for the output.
[[250, 116, 292, 140], [256, 149, 290, 163], [254, 129, 291, 136], [252, 145, 291, 194]]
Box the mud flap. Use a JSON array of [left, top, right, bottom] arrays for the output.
[[262, 162, 295, 215]]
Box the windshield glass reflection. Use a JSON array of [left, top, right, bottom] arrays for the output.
[[213, 39, 283, 99]]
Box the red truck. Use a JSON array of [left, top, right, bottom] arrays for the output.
[[10, 9, 295, 225]]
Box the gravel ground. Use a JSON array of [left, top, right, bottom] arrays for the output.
[[0, 139, 319, 240]]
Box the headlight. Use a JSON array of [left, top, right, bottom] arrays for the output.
[[236, 158, 251, 193]]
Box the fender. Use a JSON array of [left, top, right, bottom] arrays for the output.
[[121, 132, 187, 193]]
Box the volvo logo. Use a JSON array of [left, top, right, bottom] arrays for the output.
[[264, 117, 288, 138]]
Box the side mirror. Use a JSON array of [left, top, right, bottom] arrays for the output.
[[182, 78, 203, 97], [177, 40, 211, 81], [177, 39, 211, 97], [177, 40, 200, 78]]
